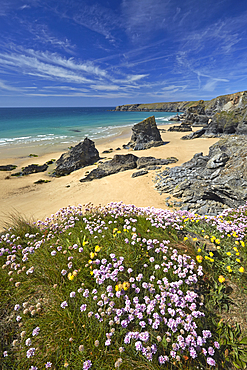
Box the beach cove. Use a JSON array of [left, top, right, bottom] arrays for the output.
[[0, 120, 218, 231]]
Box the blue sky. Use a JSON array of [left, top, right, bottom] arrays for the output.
[[0, 0, 247, 107]]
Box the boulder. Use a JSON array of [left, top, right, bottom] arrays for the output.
[[136, 156, 178, 169], [0, 165, 17, 171], [124, 116, 163, 150], [206, 153, 229, 169], [131, 170, 148, 178], [80, 154, 138, 182], [168, 123, 192, 132], [22, 164, 48, 175], [181, 128, 206, 140], [55, 138, 100, 176], [80, 154, 178, 182]]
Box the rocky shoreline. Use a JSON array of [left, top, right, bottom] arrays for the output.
[[154, 135, 247, 215]]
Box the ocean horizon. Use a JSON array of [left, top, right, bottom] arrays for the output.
[[0, 107, 179, 151]]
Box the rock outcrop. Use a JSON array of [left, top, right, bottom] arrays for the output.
[[0, 165, 17, 171], [22, 164, 48, 175], [123, 116, 163, 150], [80, 154, 178, 182], [168, 123, 192, 132], [155, 136, 247, 215], [55, 138, 100, 176], [115, 91, 247, 139]]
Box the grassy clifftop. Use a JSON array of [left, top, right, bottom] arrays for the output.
[[115, 90, 247, 113]]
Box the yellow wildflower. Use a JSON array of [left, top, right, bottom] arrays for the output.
[[226, 252, 231, 256], [82, 238, 88, 247], [235, 241, 239, 245], [90, 252, 95, 259], [115, 283, 123, 292], [218, 275, 225, 283], [215, 239, 220, 244], [122, 282, 130, 291], [204, 235, 209, 239], [226, 266, 232, 273], [233, 247, 238, 252], [90, 271, 93, 275], [117, 230, 121, 234], [72, 270, 77, 277], [68, 273, 74, 281], [209, 258, 214, 262], [236, 259, 241, 263], [196, 255, 203, 263], [197, 248, 202, 253], [239, 267, 245, 273], [184, 237, 188, 241], [201, 230, 205, 233], [209, 252, 214, 257], [240, 241, 245, 247], [95, 245, 101, 252], [193, 237, 198, 241], [236, 252, 240, 256]]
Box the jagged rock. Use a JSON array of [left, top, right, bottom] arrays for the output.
[[131, 170, 148, 178], [80, 154, 178, 182], [80, 154, 138, 182], [55, 138, 99, 176], [155, 136, 247, 215], [206, 153, 229, 169], [0, 165, 17, 171], [22, 164, 48, 175], [124, 116, 163, 150], [136, 156, 178, 169], [181, 128, 206, 140], [168, 123, 192, 132], [169, 115, 180, 121]]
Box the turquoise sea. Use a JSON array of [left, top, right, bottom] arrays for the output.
[[0, 107, 179, 149]]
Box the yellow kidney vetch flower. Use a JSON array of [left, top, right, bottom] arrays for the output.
[[218, 275, 225, 283], [226, 266, 232, 273], [196, 255, 203, 263], [95, 245, 101, 253], [122, 282, 130, 291], [226, 252, 231, 256], [236, 258, 241, 263], [90, 252, 95, 259], [68, 273, 74, 281], [239, 267, 245, 273], [240, 241, 245, 247]]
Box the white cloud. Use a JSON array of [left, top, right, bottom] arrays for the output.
[[0, 79, 19, 91]]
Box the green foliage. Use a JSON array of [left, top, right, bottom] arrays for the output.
[[0, 204, 247, 369]]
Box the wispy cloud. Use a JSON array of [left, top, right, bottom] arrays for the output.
[[0, 79, 19, 91]]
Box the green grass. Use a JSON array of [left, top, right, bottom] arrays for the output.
[[1, 203, 247, 369]]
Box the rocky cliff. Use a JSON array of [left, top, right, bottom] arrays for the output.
[[115, 101, 198, 112]]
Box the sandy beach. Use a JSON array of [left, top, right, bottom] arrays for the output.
[[0, 124, 219, 231]]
